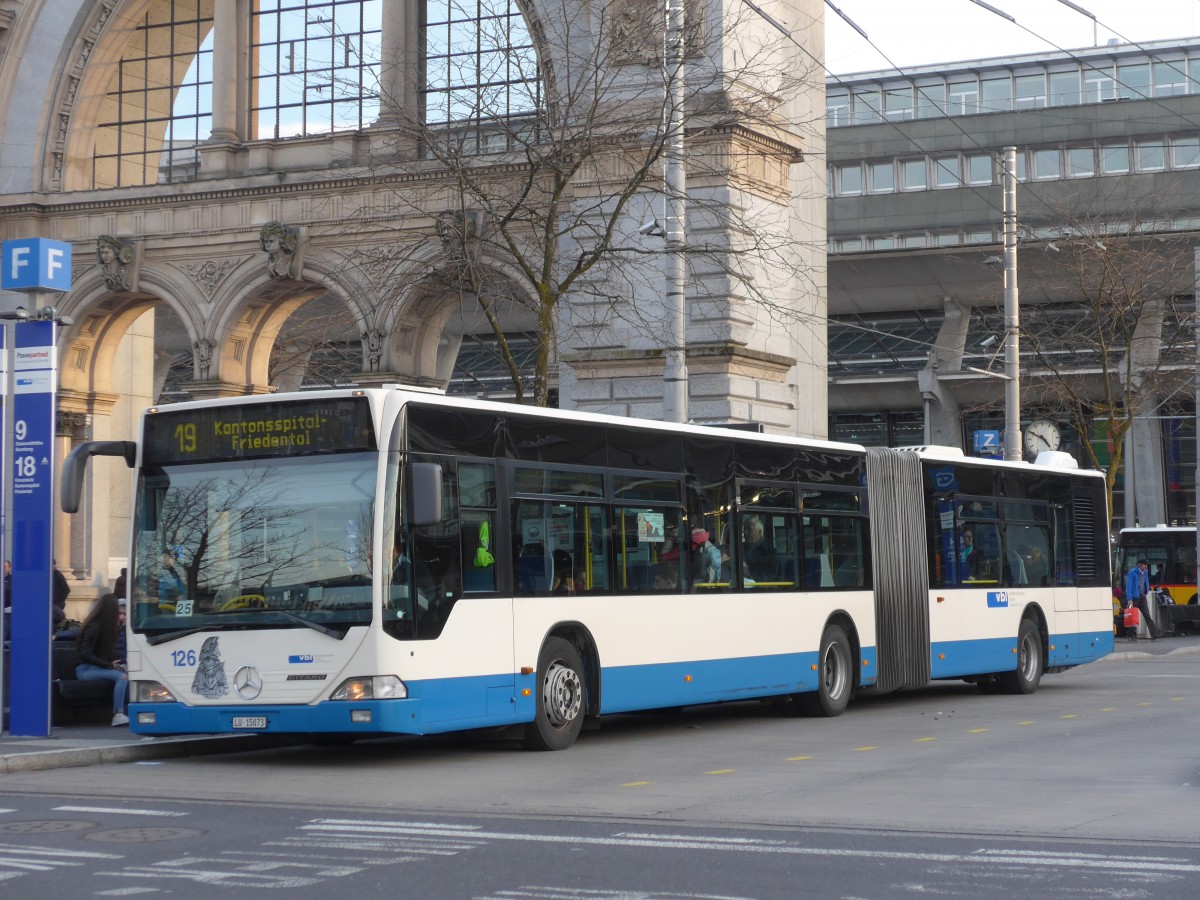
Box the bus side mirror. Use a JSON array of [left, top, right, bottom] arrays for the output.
[[408, 462, 443, 527], [60, 441, 136, 513]]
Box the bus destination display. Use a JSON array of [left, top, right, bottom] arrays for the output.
[[143, 397, 376, 464]]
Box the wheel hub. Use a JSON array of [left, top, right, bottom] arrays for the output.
[[543, 660, 582, 727]]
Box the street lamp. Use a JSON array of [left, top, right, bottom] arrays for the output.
[[661, 0, 688, 424]]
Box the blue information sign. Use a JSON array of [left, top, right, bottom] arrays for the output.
[[973, 429, 1002, 457], [1, 238, 72, 293], [8, 319, 58, 736]]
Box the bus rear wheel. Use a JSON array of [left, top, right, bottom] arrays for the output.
[[998, 619, 1043, 695], [522, 637, 586, 751], [799, 624, 853, 717]]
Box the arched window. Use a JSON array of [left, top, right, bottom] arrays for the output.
[[91, 1, 215, 188], [86, 1, 539, 188]]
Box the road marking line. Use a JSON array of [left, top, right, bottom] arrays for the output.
[[913, 737, 936, 742], [968, 728, 987, 733], [1138, 702, 1152, 706], [1059, 714, 1079, 719], [304, 821, 1200, 872], [622, 781, 652, 787], [1018, 721, 1034, 725], [705, 769, 735, 775], [786, 756, 812, 760], [54, 806, 186, 818], [1169, 697, 1184, 701], [1101, 707, 1116, 712], [852, 746, 878, 752]]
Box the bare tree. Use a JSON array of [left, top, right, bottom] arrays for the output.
[[977, 206, 1195, 524], [334, 0, 825, 405]]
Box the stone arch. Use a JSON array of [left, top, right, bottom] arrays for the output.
[[57, 263, 207, 399], [47, 0, 214, 192], [203, 251, 370, 393], [382, 252, 541, 386]]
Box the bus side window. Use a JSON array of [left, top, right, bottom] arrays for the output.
[[459, 462, 497, 594]]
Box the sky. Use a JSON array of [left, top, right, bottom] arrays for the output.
[[824, 0, 1200, 75]]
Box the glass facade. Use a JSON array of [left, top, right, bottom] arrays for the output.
[[828, 44, 1200, 129], [250, 0, 383, 140], [423, 0, 540, 130]]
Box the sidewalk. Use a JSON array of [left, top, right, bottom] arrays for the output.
[[0, 722, 294, 774], [3, 632, 1199, 774]]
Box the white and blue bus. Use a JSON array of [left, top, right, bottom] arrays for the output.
[[62, 388, 1113, 750]]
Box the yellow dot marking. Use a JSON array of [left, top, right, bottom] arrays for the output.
[[913, 737, 936, 742], [1018, 721, 1034, 725], [786, 756, 812, 761], [968, 728, 987, 734], [705, 769, 735, 776], [853, 746, 879, 752], [622, 781, 652, 787], [1060, 714, 1079, 719]]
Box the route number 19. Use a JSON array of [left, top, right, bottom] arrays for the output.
[[175, 422, 197, 453]]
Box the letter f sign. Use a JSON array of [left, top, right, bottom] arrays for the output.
[[9, 245, 29, 281]]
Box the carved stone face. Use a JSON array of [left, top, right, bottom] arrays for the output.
[[263, 235, 281, 253], [99, 244, 115, 264]]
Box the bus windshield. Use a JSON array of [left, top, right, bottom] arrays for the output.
[[129, 453, 377, 641]]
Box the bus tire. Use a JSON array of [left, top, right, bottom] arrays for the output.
[[998, 619, 1042, 695], [799, 624, 853, 717], [522, 637, 586, 751]]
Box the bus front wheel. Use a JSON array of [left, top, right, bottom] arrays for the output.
[[998, 619, 1043, 695], [522, 637, 586, 751], [799, 624, 853, 717]]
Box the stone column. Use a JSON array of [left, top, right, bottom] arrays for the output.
[[376, 0, 421, 126], [209, 0, 247, 141]]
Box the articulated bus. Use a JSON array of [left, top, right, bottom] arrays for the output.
[[62, 389, 1113, 750]]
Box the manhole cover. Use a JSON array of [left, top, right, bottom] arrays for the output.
[[0, 820, 95, 833], [85, 826, 203, 843]]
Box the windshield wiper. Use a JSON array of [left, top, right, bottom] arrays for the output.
[[273, 609, 347, 640], [144, 626, 208, 646]]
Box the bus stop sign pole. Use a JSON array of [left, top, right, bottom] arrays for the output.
[[2, 237, 70, 736]]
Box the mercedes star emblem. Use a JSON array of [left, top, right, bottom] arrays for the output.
[[233, 665, 263, 700]]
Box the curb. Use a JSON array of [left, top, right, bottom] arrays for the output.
[[1098, 644, 1200, 662], [0, 734, 295, 775]]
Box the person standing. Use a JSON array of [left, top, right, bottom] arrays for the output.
[[75, 593, 129, 726], [1124, 558, 1161, 642], [690, 527, 722, 587]]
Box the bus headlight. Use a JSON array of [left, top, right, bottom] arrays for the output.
[[132, 681, 177, 703], [330, 675, 407, 701]]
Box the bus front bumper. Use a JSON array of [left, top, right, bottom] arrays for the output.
[[130, 699, 461, 736]]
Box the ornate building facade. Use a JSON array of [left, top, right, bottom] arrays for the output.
[[0, 1, 829, 603]]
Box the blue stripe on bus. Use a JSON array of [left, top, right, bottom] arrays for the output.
[[931, 630, 1113, 679], [132, 631, 1112, 737]]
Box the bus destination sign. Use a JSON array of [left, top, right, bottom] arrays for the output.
[[143, 397, 376, 464]]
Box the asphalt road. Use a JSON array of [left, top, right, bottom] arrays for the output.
[[1, 650, 1198, 898]]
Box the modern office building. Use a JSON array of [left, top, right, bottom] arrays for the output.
[[825, 37, 1200, 530]]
